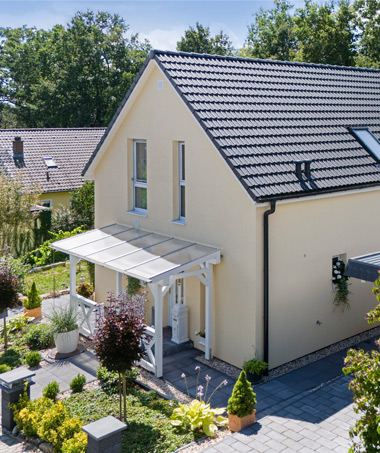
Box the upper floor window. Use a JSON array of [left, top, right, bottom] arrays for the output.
[[350, 127, 380, 162], [179, 142, 185, 220], [133, 140, 147, 212]]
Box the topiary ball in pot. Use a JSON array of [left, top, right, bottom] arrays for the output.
[[227, 371, 257, 432]]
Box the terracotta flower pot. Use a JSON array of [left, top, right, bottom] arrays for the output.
[[24, 306, 42, 318], [228, 410, 256, 432], [54, 328, 79, 354]]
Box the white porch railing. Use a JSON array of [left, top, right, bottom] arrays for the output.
[[71, 294, 103, 337], [139, 326, 156, 374]]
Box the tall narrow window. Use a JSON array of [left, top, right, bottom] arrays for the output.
[[133, 140, 147, 212], [179, 142, 185, 220]]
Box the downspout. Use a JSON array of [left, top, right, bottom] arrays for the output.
[[263, 199, 277, 367]]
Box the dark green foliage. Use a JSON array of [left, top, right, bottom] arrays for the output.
[[25, 351, 41, 368], [87, 261, 95, 287], [332, 259, 351, 310], [24, 324, 54, 350], [343, 275, 380, 452], [0, 254, 30, 294], [0, 263, 21, 347], [0, 348, 23, 368], [70, 374, 86, 393], [227, 371, 257, 418], [24, 282, 42, 309], [96, 366, 139, 394], [0, 11, 151, 129], [43, 381, 60, 400], [353, 0, 380, 68], [33, 210, 52, 247], [127, 276, 141, 296], [177, 23, 234, 56], [243, 358, 268, 375], [70, 181, 95, 230], [77, 282, 93, 299]]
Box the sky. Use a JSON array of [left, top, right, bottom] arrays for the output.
[[0, 0, 305, 51]]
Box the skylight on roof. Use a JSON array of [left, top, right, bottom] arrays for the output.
[[350, 128, 380, 162], [43, 157, 57, 168]]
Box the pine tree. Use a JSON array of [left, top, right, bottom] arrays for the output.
[[25, 282, 42, 309], [227, 371, 257, 417]]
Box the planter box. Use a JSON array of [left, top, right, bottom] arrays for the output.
[[23, 307, 41, 318], [54, 328, 79, 354], [246, 371, 263, 384], [228, 410, 256, 432]]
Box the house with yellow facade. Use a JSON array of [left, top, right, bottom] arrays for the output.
[[0, 128, 105, 208], [52, 50, 380, 377]]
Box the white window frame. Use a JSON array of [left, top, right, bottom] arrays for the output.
[[39, 199, 52, 208], [133, 140, 147, 214], [178, 142, 185, 221]]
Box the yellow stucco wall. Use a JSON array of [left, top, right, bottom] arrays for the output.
[[39, 191, 71, 209], [91, 61, 380, 371], [93, 63, 258, 369], [256, 191, 380, 368]]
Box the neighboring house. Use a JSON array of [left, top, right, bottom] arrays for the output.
[[52, 50, 380, 377], [0, 128, 105, 208]]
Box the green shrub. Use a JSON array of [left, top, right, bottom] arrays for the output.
[[24, 282, 42, 309], [242, 358, 268, 375], [62, 431, 87, 453], [127, 276, 141, 296], [0, 348, 22, 368], [43, 381, 60, 401], [7, 314, 31, 333], [25, 351, 41, 368], [70, 374, 86, 393], [0, 254, 30, 293], [0, 364, 11, 373], [96, 366, 139, 394], [24, 324, 54, 350], [227, 371, 257, 418], [15, 397, 54, 437], [76, 282, 93, 299], [47, 306, 78, 334]]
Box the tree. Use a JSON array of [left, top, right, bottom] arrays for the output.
[[94, 293, 145, 421], [294, 0, 356, 66], [0, 263, 20, 348], [353, 0, 380, 68], [0, 11, 151, 128], [0, 173, 40, 255], [70, 181, 95, 230], [343, 274, 380, 452], [177, 23, 234, 56], [242, 0, 297, 60]]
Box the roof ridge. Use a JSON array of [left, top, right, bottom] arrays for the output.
[[152, 49, 380, 73]]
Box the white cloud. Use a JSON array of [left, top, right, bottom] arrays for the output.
[[139, 25, 186, 51]]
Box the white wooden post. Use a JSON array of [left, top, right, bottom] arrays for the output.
[[151, 283, 163, 378], [69, 255, 80, 311], [116, 272, 123, 296], [205, 263, 213, 360]]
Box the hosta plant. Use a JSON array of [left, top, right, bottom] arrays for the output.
[[171, 399, 227, 437], [171, 365, 228, 437]]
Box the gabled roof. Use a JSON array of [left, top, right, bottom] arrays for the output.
[[85, 50, 380, 202], [0, 128, 105, 193]]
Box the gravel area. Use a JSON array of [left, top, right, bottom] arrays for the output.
[[196, 325, 380, 384]]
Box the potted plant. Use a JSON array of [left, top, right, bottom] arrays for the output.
[[48, 306, 79, 354], [227, 371, 257, 432], [24, 282, 42, 318], [243, 358, 268, 384]]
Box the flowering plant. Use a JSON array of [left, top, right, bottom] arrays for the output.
[[332, 259, 350, 311], [170, 366, 228, 436]]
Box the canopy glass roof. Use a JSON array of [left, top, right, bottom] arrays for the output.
[[345, 252, 380, 282], [51, 224, 221, 283]]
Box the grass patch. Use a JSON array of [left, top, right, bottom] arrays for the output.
[[65, 388, 198, 452], [24, 262, 91, 295]]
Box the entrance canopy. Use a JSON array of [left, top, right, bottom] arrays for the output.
[[345, 252, 380, 282], [51, 223, 221, 283]]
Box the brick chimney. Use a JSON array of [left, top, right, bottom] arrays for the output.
[[13, 137, 23, 157]]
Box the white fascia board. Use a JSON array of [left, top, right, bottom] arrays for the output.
[[84, 60, 157, 179], [154, 63, 255, 207], [255, 185, 380, 208]]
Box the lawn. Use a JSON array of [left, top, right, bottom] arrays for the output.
[[24, 262, 91, 295]]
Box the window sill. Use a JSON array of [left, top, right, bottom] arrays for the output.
[[171, 219, 185, 226], [127, 210, 147, 217]]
